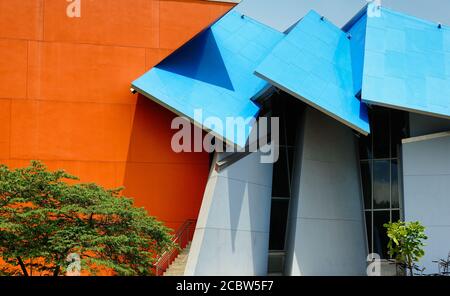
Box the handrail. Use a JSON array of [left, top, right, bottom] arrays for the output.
[[154, 219, 197, 276]]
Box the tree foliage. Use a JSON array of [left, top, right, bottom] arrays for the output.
[[0, 161, 175, 276], [384, 221, 428, 276]]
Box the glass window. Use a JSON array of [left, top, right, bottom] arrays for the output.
[[360, 161, 372, 210], [278, 117, 288, 147], [271, 96, 282, 118], [372, 110, 390, 159], [359, 134, 373, 160], [285, 98, 302, 147], [365, 211, 373, 253], [287, 148, 295, 179], [373, 160, 391, 209], [391, 110, 408, 158], [272, 149, 290, 197], [269, 199, 290, 251], [373, 211, 391, 258], [391, 160, 400, 208], [268, 91, 300, 260], [359, 107, 408, 259], [392, 210, 401, 223], [271, 96, 287, 147]]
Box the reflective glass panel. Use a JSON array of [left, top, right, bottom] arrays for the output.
[[391, 159, 400, 208], [360, 161, 372, 210], [365, 211, 373, 253], [272, 149, 290, 198], [373, 160, 391, 209], [269, 199, 290, 250], [392, 210, 401, 223], [372, 109, 390, 159], [359, 134, 373, 160], [373, 211, 390, 259], [391, 110, 409, 158]]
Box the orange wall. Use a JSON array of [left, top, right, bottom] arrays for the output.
[[0, 0, 234, 231]]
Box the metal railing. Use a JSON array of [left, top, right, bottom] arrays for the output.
[[154, 219, 197, 276]]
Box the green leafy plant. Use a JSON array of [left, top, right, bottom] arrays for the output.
[[384, 221, 428, 276], [0, 161, 175, 276]]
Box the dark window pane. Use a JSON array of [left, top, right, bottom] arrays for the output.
[[365, 211, 373, 254], [267, 94, 286, 146], [259, 94, 272, 115], [270, 95, 287, 147], [391, 110, 409, 158], [392, 210, 401, 223], [373, 160, 391, 209], [285, 97, 302, 147], [269, 199, 290, 250], [359, 134, 373, 160], [360, 161, 372, 210], [272, 149, 290, 197], [373, 211, 391, 259], [372, 109, 390, 159], [287, 148, 295, 179], [285, 115, 298, 147], [271, 96, 282, 118], [279, 116, 288, 147], [391, 143, 400, 159], [391, 160, 400, 208]]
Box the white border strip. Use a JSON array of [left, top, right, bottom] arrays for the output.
[[402, 131, 450, 144]]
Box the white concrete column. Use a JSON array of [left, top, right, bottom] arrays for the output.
[[402, 132, 450, 274], [285, 107, 367, 276], [185, 149, 274, 276]]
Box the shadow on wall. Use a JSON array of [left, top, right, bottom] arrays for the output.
[[226, 171, 267, 273], [158, 29, 235, 91], [122, 95, 210, 231]]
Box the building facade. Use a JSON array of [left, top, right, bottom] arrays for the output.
[[0, 0, 235, 233], [1, 0, 450, 276]]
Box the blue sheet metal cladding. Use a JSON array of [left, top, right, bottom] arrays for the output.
[[345, 10, 368, 96], [132, 5, 450, 146], [255, 11, 371, 135], [132, 11, 284, 147], [361, 7, 450, 119]]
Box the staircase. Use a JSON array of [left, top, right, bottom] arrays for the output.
[[163, 243, 191, 276], [154, 219, 196, 276]]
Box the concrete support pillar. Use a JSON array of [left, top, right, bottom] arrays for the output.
[[285, 107, 367, 276], [185, 149, 273, 276], [402, 132, 450, 274]]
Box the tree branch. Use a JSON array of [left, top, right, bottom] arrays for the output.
[[16, 257, 29, 276], [53, 265, 60, 277]]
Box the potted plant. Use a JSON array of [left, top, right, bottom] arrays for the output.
[[384, 221, 428, 276]]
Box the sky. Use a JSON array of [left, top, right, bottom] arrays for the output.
[[235, 0, 450, 32]]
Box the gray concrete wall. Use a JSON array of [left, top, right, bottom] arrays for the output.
[[285, 107, 367, 276], [402, 132, 450, 274], [185, 149, 273, 276]]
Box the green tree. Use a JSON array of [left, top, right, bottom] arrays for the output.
[[0, 161, 175, 276], [384, 221, 428, 276]]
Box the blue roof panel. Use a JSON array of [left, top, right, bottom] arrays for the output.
[[361, 7, 450, 119], [346, 13, 368, 95], [255, 11, 370, 135], [132, 11, 284, 147]]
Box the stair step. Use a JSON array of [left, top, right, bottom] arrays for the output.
[[163, 243, 191, 276]]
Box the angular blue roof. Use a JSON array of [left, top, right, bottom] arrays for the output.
[[132, 5, 450, 146], [132, 10, 284, 147], [346, 9, 368, 96], [255, 11, 371, 135], [359, 6, 450, 119]]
